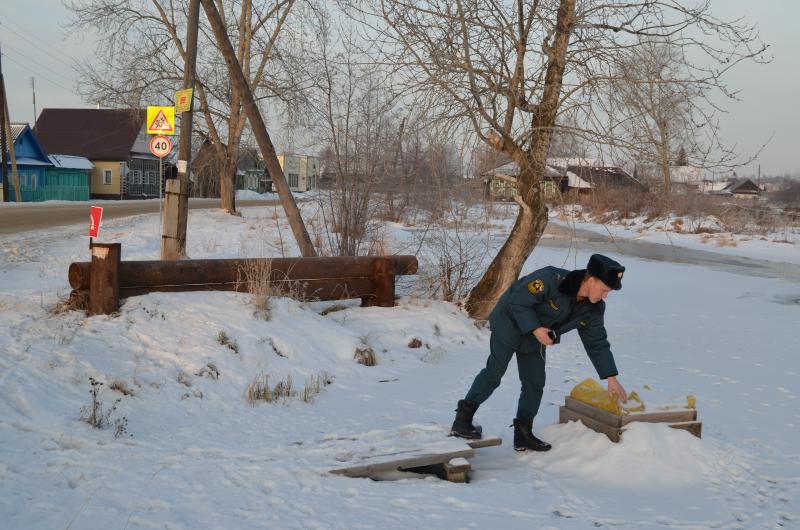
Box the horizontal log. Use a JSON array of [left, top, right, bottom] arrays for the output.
[[119, 277, 376, 301], [69, 255, 418, 290]]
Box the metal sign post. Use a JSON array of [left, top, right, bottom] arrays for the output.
[[149, 135, 173, 245]]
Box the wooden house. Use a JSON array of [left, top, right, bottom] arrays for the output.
[[2, 123, 92, 202]]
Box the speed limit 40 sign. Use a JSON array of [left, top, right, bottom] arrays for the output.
[[149, 135, 173, 158]]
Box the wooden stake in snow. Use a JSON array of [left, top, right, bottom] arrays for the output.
[[88, 243, 121, 316]]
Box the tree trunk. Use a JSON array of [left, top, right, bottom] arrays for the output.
[[465, 0, 575, 320], [219, 155, 237, 213]]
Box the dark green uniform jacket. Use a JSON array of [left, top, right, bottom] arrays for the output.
[[488, 266, 618, 379]]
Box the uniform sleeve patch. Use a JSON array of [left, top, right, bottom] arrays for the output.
[[527, 279, 545, 294]]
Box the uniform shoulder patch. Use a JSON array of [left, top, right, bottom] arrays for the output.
[[527, 279, 545, 294]]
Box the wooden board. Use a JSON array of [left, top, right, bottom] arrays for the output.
[[330, 439, 475, 478], [559, 406, 622, 442], [442, 458, 471, 483], [560, 406, 702, 441], [668, 421, 703, 438], [622, 409, 697, 425], [564, 397, 622, 427], [465, 436, 502, 449], [565, 396, 697, 427]]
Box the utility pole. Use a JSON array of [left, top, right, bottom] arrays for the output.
[[0, 44, 8, 202], [200, 0, 317, 257], [161, 0, 200, 259], [30, 77, 36, 126]]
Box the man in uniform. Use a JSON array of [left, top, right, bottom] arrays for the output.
[[450, 254, 628, 451]]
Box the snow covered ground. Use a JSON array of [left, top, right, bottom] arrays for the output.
[[549, 205, 800, 265], [1, 202, 798, 529]]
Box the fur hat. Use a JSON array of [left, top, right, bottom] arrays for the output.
[[587, 254, 625, 290]]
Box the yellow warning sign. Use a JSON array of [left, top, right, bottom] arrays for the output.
[[175, 89, 193, 113], [146, 106, 175, 135]]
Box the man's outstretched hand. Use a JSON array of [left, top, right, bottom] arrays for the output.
[[607, 376, 627, 403]]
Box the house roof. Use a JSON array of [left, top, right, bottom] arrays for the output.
[[35, 108, 145, 160], [2, 123, 27, 155], [567, 165, 644, 188], [49, 154, 94, 170], [483, 161, 562, 179], [4, 123, 52, 166], [722, 178, 761, 194]]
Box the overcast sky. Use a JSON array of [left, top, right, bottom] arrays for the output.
[[1, 0, 797, 177]]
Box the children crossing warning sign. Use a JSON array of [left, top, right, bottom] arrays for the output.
[[147, 106, 175, 135]]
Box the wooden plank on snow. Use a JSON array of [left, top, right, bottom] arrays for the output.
[[330, 439, 475, 478], [465, 436, 502, 449]]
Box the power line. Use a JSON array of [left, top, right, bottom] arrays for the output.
[[1, 42, 74, 84], [0, 53, 73, 93], [0, 17, 77, 65]]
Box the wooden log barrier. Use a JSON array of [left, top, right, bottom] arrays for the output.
[[69, 250, 418, 315]]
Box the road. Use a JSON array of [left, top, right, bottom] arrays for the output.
[[0, 199, 280, 235]]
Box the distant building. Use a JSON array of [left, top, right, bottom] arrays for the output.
[[35, 109, 161, 200], [717, 178, 763, 199], [482, 160, 643, 201], [2, 123, 92, 202], [276, 154, 319, 192]]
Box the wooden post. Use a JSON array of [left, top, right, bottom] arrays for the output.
[[89, 243, 121, 316], [0, 71, 21, 202], [0, 48, 7, 203], [370, 258, 396, 307], [199, 0, 317, 257], [162, 0, 200, 260]]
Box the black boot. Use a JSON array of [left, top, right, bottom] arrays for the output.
[[449, 400, 483, 439], [513, 418, 551, 452]]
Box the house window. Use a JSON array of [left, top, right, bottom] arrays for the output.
[[288, 173, 299, 188], [103, 169, 113, 185]]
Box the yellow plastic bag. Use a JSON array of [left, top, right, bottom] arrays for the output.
[[569, 378, 645, 416]]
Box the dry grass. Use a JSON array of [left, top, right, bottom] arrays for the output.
[[302, 371, 333, 403], [354, 346, 377, 366], [572, 187, 799, 237], [216, 330, 240, 354], [246, 373, 296, 405], [49, 290, 88, 315], [109, 379, 135, 396], [236, 258, 307, 318], [408, 337, 423, 348]]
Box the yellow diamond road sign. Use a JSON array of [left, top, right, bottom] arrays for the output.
[[147, 106, 175, 135]]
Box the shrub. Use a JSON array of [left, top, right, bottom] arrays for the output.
[[80, 377, 129, 438]]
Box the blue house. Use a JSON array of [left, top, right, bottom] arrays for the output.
[[2, 123, 92, 202]]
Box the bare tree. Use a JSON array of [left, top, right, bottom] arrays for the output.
[[351, 0, 766, 318], [307, 14, 401, 255], [608, 40, 721, 194], [67, 0, 310, 214]]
